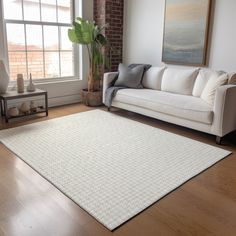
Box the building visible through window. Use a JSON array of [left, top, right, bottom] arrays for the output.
[[3, 0, 74, 80]]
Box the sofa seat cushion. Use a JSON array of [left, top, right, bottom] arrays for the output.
[[113, 89, 213, 124]]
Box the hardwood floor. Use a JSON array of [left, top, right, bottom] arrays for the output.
[[0, 103, 236, 236]]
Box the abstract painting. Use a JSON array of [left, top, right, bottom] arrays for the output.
[[162, 0, 212, 65]]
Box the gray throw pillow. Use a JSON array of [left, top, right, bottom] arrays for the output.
[[128, 63, 152, 72], [114, 63, 145, 88]]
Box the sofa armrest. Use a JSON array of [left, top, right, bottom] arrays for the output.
[[212, 84, 236, 136], [228, 73, 236, 84], [103, 72, 118, 103]]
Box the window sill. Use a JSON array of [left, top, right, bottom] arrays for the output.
[[35, 77, 81, 85], [8, 77, 82, 90]]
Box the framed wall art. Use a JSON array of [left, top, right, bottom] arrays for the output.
[[162, 0, 212, 66]]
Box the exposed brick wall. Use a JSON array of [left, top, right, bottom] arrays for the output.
[[94, 0, 124, 72], [8, 43, 73, 80]]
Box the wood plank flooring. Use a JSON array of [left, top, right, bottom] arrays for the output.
[[0, 104, 236, 236]]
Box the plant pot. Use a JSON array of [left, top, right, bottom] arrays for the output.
[[81, 89, 103, 107]]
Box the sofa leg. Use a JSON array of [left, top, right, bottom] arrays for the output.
[[216, 136, 222, 145], [107, 107, 111, 112]]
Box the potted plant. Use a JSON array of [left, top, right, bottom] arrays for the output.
[[68, 17, 108, 106]]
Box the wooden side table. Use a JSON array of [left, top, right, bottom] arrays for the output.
[[0, 89, 48, 123]]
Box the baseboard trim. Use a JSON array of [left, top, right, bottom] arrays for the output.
[[48, 94, 82, 107]]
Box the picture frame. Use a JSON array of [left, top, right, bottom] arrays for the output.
[[162, 0, 212, 66]]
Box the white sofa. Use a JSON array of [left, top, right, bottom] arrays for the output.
[[103, 67, 236, 144]]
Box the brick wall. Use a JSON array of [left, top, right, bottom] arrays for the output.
[[94, 0, 124, 72], [8, 43, 73, 80]]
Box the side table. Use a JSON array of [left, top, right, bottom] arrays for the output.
[[0, 89, 48, 123]]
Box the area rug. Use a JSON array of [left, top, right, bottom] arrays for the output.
[[0, 110, 231, 230]]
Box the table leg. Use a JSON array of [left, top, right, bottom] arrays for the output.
[[4, 100, 9, 123], [0, 99, 4, 116], [45, 92, 48, 116]]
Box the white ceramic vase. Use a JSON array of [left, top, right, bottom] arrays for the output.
[[27, 73, 36, 92], [0, 60, 9, 94]]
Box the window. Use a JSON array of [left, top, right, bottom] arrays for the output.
[[3, 0, 75, 81]]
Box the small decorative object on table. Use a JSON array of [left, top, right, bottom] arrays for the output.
[[17, 74, 24, 93], [0, 60, 9, 94], [8, 107, 19, 117], [30, 101, 37, 113], [20, 102, 30, 114], [27, 73, 36, 92]]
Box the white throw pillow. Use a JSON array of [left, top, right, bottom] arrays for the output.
[[192, 69, 220, 97], [142, 67, 165, 90], [201, 73, 228, 105], [161, 68, 199, 95]]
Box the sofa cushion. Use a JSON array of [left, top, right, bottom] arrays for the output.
[[114, 63, 145, 88], [128, 63, 152, 73], [142, 67, 165, 90], [201, 73, 228, 105], [192, 69, 224, 97], [161, 68, 199, 95], [113, 89, 213, 124]]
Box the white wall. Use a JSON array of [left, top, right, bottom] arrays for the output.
[[123, 0, 165, 67], [0, 0, 93, 107], [208, 0, 236, 72], [123, 0, 236, 73]]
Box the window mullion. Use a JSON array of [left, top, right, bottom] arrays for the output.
[[42, 25, 46, 79], [39, 0, 42, 21], [21, 0, 29, 80], [39, 0, 46, 78], [21, 0, 24, 20], [56, 0, 61, 77], [72, 0, 75, 21], [56, 0, 59, 23], [58, 27, 62, 77], [24, 25, 29, 80]]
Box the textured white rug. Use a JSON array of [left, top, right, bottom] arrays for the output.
[[0, 110, 231, 230]]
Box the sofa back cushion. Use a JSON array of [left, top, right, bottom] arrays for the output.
[[192, 69, 224, 97], [161, 68, 199, 95], [142, 67, 165, 90], [201, 72, 228, 105]]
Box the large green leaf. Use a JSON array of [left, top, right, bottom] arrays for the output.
[[73, 22, 86, 44], [74, 21, 92, 44], [68, 29, 79, 43]]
